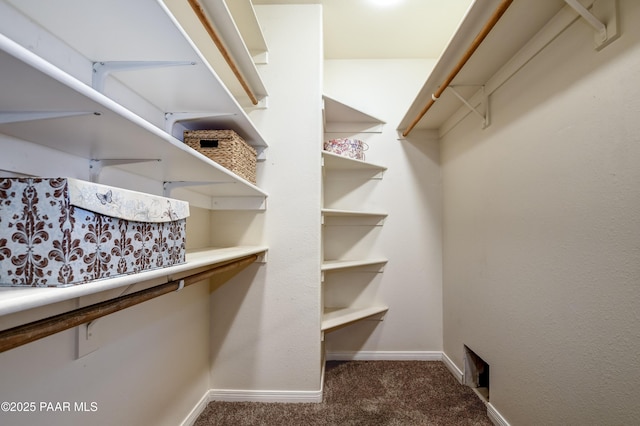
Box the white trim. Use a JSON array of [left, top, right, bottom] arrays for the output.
[[326, 350, 443, 361], [441, 351, 464, 384], [208, 389, 323, 403], [487, 403, 511, 426], [179, 390, 210, 426]]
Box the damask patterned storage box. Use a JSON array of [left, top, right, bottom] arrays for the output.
[[0, 178, 190, 287]]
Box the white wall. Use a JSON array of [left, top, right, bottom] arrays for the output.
[[441, 1, 640, 424], [323, 59, 443, 355], [206, 4, 324, 395]]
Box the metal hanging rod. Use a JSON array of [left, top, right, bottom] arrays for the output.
[[187, 0, 259, 106], [0, 254, 259, 353], [402, 0, 513, 137]]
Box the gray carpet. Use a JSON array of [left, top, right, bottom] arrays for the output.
[[195, 361, 492, 425]]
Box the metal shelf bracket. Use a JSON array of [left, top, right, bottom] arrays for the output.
[[89, 158, 160, 183], [92, 61, 196, 92], [0, 111, 100, 124]]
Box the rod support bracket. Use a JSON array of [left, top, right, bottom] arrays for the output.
[[564, 0, 619, 51], [449, 85, 490, 129]]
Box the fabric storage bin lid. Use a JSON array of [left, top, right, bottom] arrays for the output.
[[66, 178, 189, 222]]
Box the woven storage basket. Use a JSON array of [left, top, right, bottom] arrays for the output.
[[184, 130, 257, 184]]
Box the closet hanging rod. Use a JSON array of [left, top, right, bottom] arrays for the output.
[[402, 0, 513, 137], [187, 0, 259, 105], [0, 253, 259, 354]]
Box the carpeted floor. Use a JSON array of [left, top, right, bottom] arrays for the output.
[[195, 361, 492, 425]]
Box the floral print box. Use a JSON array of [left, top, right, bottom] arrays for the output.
[[0, 178, 190, 287]]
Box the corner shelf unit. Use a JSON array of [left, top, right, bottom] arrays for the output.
[[0, 0, 269, 210], [321, 105, 388, 333]]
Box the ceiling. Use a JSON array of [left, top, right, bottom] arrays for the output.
[[252, 0, 475, 59]]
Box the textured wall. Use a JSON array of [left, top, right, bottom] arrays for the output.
[[441, 1, 640, 424]]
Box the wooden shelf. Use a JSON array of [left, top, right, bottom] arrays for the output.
[[0, 246, 268, 318], [323, 94, 385, 133], [321, 259, 387, 272], [321, 306, 388, 332]]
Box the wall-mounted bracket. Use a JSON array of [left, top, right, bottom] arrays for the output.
[[564, 0, 619, 51], [92, 61, 196, 92], [0, 111, 100, 124], [164, 112, 235, 134], [90, 158, 160, 183], [163, 180, 233, 197], [448, 85, 489, 129]]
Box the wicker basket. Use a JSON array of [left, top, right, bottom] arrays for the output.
[[184, 130, 257, 184]]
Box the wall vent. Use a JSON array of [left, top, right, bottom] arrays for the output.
[[463, 345, 490, 402]]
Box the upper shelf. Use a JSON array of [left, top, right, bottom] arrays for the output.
[[397, 0, 569, 134], [323, 95, 385, 134], [163, 0, 269, 108], [2, 0, 268, 149], [0, 36, 267, 206]]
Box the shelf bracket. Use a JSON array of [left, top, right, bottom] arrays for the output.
[[0, 111, 100, 124], [92, 61, 196, 92], [564, 0, 619, 50], [164, 112, 236, 134], [89, 159, 160, 183], [449, 85, 489, 129]]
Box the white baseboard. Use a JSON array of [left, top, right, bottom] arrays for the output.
[[208, 388, 323, 403], [487, 403, 511, 426], [179, 390, 210, 426], [441, 351, 463, 383], [326, 350, 443, 361], [182, 352, 508, 426]]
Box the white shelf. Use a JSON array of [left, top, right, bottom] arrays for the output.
[[321, 306, 388, 332], [322, 208, 387, 218], [398, 1, 568, 133], [321, 258, 388, 272], [3, 0, 268, 148], [323, 94, 385, 133], [322, 151, 387, 173], [225, 0, 269, 59], [0, 25, 267, 207], [164, 0, 268, 108], [0, 246, 268, 317]]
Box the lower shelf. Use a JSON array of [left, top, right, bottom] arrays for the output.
[[321, 305, 388, 332], [0, 245, 268, 317]]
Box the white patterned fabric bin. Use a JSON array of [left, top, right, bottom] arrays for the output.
[[0, 178, 190, 287], [324, 138, 368, 161]]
